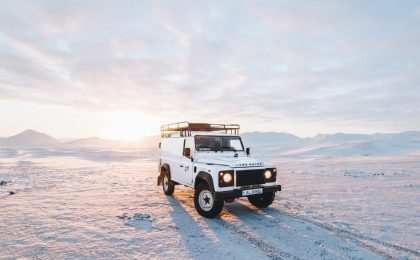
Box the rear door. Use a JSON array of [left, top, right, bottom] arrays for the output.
[[162, 138, 184, 184], [177, 138, 194, 185]]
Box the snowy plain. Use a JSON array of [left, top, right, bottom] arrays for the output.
[[1, 131, 420, 259]]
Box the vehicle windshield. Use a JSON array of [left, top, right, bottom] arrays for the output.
[[195, 135, 244, 152]]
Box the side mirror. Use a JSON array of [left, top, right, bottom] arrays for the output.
[[246, 147, 250, 156], [183, 147, 191, 157]]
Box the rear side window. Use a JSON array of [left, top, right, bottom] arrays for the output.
[[183, 138, 194, 156], [161, 138, 184, 156]]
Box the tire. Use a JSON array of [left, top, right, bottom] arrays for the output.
[[194, 183, 224, 218], [162, 171, 174, 195], [248, 192, 275, 208]]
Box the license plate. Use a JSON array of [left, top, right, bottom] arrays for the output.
[[242, 188, 263, 196]]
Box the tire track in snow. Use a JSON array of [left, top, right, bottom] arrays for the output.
[[216, 218, 303, 260], [174, 192, 418, 259], [266, 207, 420, 259], [304, 219, 418, 259], [222, 204, 385, 260], [174, 196, 302, 260]]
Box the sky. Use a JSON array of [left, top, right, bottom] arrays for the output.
[[1, 0, 420, 140]]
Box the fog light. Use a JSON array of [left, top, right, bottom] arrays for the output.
[[264, 170, 272, 179], [222, 172, 233, 183]]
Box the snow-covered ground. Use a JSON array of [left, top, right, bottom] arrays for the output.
[[272, 155, 420, 259], [1, 151, 419, 259]]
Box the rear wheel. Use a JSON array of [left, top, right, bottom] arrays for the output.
[[248, 192, 275, 208], [162, 171, 174, 195], [194, 183, 224, 218]]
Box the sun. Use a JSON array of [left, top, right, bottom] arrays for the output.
[[101, 111, 159, 141]]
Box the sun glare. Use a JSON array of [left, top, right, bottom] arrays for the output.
[[101, 111, 159, 141]]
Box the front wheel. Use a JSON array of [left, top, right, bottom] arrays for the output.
[[194, 183, 224, 218], [248, 192, 275, 208]]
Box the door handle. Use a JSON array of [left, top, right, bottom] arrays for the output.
[[179, 165, 184, 167]]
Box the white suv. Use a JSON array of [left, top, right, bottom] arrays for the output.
[[157, 122, 281, 218]]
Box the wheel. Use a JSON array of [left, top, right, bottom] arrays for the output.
[[162, 171, 174, 195], [248, 192, 275, 208], [194, 183, 224, 218]]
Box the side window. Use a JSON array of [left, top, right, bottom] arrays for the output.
[[183, 138, 194, 157], [161, 139, 184, 156]]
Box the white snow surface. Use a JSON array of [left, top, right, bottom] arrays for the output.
[[1, 149, 419, 259]]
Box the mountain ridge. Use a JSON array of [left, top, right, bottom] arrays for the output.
[[1, 129, 420, 156], [0, 129, 58, 146], [66, 136, 122, 147]]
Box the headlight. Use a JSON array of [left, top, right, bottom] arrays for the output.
[[223, 172, 233, 183], [219, 171, 234, 187], [264, 168, 277, 182]]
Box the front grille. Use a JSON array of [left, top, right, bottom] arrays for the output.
[[236, 169, 265, 186]]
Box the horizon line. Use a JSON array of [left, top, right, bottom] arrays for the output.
[[1, 128, 420, 142]]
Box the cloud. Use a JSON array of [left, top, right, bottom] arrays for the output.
[[0, 0, 419, 134]]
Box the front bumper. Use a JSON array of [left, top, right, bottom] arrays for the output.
[[215, 185, 281, 200]]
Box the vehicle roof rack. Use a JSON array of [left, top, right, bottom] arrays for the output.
[[160, 121, 240, 137]]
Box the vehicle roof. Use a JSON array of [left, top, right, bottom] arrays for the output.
[[161, 122, 240, 138], [163, 131, 240, 138]]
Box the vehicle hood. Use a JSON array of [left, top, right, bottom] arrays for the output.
[[196, 156, 265, 168]]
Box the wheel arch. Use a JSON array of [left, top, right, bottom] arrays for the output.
[[194, 171, 215, 192]]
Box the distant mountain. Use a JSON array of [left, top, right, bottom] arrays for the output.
[[0, 129, 58, 146], [310, 131, 420, 144], [242, 131, 301, 145], [1, 129, 419, 157], [284, 139, 420, 156], [310, 133, 370, 143], [66, 137, 122, 147], [374, 131, 420, 141], [243, 131, 420, 157]]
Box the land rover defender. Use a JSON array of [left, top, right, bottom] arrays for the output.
[[157, 122, 281, 218]]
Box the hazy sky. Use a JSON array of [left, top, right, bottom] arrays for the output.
[[1, 1, 420, 140]]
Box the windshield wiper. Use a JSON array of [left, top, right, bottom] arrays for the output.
[[197, 145, 216, 151], [221, 146, 236, 151]]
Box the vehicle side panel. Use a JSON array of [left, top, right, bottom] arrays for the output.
[[160, 138, 184, 184]]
